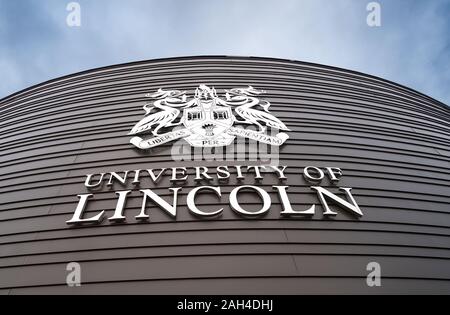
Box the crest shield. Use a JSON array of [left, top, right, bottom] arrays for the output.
[[182, 100, 235, 147]]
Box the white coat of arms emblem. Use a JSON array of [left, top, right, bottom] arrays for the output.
[[129, 84, 289, 149]]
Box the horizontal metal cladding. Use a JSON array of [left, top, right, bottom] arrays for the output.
[[0, 56, 449, 294]]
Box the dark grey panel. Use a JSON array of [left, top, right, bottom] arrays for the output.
[[0, 56, 449, 294], [6, 278, 450, 295]]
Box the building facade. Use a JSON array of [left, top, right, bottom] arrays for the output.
[[0, 56, 449, 294]]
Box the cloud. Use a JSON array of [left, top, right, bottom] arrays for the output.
[[0, 0, 448, 105]]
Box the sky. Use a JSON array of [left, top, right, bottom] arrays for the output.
[[0, 0, 449, 105]]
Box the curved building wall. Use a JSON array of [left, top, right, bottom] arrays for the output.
[[0, 56, 449, 294]]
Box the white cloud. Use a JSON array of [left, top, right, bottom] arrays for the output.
[[0, 0, 448, 105]]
